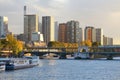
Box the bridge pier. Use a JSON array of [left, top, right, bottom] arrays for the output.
[[107, 55, 113, 60], [59, 52, 67, 59], [89, 53, 95, 59]]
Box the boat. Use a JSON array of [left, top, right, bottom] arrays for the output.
[[0, 62, 5, 72], [0, 58, 9, 71], [5, 56, 39, 70], [74, 52, 90, 59], [74, 46, 90, 59]]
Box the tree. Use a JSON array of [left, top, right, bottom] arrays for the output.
[[48, 41, 57, 48], [92, 42, 101, 47], [6, 34, 23, 57], [0, 39, 5, 50], [80, 40, 92, 47]]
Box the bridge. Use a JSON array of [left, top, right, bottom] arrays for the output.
[[23, 46, 120, 60], [75, 45, 120, 60], [1, 46, 120, 60], [92, 46, 120, 60], [23, 47, 78, 59], [90, 46, 120, 60]]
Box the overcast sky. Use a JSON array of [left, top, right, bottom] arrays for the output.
[[0, 0, 120, 44]]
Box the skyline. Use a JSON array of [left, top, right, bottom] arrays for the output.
[[0, 0, 120, 44]]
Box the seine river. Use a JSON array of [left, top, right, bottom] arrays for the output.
[[1, 59, 120, 80]]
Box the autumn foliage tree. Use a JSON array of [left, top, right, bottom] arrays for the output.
[[47, 41, 78, 48], [5, 34, 23, 57], [80, 40, 92, 47], [48, 41, 65, 48]]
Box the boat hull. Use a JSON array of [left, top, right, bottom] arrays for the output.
[[5, 56, 39, 70], [6, 64, 37, 70], [0, 64, 5, 71], [74, 52, 90, 59]]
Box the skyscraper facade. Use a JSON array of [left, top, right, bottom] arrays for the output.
[[103, 35, 107, 45], [58, 23, 67, 42], [54, 21, 59, 41], [84, 26, 96, 42], [0, 16, 8, 38], [42, 16, 55, 44], [66, 20, 82, 43], [103, 35, 113, 45], [24, 14, 39, 42], [107, 37, 113, 45], [96, 28, 103, 45]]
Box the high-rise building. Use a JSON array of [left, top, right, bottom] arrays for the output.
[[103, 35, 107, 45], [54, 21, 59, 41], [103, 35, 113, 45], [24, 14, 39, 42], [42, 16, 55, 44], [38, 22, 42, 33], [24, 6, 27, 15], [0, 16, 8, 38], [79, 28, 83, 43], [58, 23, 67, 42], [66, 20, 82, 43], [107, 37, 113, 45], [84, 26, 96, 42], [96, 28, 103, 45]]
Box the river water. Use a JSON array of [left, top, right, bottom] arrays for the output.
[[1, 59, 120, 80]]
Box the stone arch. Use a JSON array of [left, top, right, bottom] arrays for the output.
[[78, 46, 89, 52]]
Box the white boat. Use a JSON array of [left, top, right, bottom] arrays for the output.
[[74, 46, 90, 59], [74, 52, 90, 59], [0, 62, 5, 71], [0, 58, 9, 71], [6, 56, 39, 70], [23, 56, 39, 65]]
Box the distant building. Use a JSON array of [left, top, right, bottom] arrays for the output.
[[58, 23, 67, 42], [79, 28, 83, 43], [103, 35, 113, 45], [17, 33, 25, 41], [84, 26, 96, 42], [107, 37, 113, 45], [54, 21, 59, 41], [66, 20, 82, 43], [0, 16, 8, 38], [38, 22, 42, 33], [42, 16, 55, 44], [96, 28, 103, 45], [24, 14, 39, 42], [31, 32, 44, 42], [103, 35, 107, 45]]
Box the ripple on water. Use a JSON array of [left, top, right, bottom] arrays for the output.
[[1, 60, 120, 80]]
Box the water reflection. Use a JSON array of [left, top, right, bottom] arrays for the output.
[[48, 60, 56, 66]]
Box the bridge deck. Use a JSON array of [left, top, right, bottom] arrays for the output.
[[91, 52, 120, 55]]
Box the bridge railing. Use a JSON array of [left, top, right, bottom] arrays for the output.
[[24, 47, 78, 53]]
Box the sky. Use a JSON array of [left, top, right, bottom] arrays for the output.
[[0, 0, 120, 44]]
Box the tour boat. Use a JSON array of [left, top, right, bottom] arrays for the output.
[[5, 56, 39, 70]]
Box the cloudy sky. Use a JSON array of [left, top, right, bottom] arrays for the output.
[[0, 0, 120, 44]]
